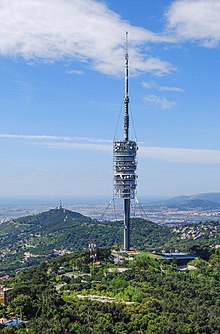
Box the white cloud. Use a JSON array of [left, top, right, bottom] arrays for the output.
[[140, 146, 220, 164], [0, 134, 112, 152], [142, 81, 184, 92], [37, 141, 111, 153], [0, 0, 173, 76], [0, 133, 111, 144], [1, 133, 220, 164], [143, 94, 176, 109], [156, 85, 184, 93], [142, 82, 151, 89], [0, 134, 62, 140], [66, 69, 84, 75], [166, 0, 220, 46]]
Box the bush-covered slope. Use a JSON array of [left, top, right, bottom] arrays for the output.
[[0, 208, 173, 274], [0, 207, 173, 252], [1, 248, 220, 334], [1, 207, 219, 275]]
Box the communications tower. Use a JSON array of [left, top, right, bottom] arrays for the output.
[[113, 33, 138, 251]]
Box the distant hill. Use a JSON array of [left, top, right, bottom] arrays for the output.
[[189, 192, 220, 203], [0, 207, 173, 250], [0, 208, 92, 249], [0, 207, 173, 274], [166, 192, 220, 210]]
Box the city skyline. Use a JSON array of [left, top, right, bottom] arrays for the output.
[[1, 0, 220, 198]]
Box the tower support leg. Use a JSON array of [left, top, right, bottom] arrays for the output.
[[124, 198, 130, 251]]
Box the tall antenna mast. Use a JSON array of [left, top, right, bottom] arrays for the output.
[[124, 31, 129, 142], [113, 32, 138, 251]]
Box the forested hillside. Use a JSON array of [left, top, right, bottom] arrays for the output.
[[0, 208, 174, 275], [0, 207, 220, 275], [0, 248, 219, 333]]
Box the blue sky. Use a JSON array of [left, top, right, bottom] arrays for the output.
[[1, 0, 220, 199]]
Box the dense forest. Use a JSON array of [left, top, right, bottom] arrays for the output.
[[0, 247, 220, 333]]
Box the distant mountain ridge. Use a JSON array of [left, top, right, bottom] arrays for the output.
[[170, 192, 220, 203], [166, 192, 220, 210]]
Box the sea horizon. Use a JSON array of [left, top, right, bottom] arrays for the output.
[[0, 195, 171, 206]]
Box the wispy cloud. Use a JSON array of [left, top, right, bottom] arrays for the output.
[[140, 146, 220, 164], [0, 134, 111, 144], [142, 82, 151, 89], [143, 94, 176, 109], [166, 0, 220, 47], [142, 81, 184, 92], [0, 133, 112, 153], [1, 133, 220, 164], [156, 85, 184, 93], [37, 141, 111, 153], [0, 0, 173, 76], [158, 85, 184, 93], [66, 69, 84, 75]]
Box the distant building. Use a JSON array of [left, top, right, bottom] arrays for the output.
[[157, 253, 195, 266], [0, 285, 11, 305]]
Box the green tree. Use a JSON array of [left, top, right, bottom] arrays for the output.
[[9, 294, 34, 319]]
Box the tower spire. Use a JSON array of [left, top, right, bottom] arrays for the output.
[[124, 32, 129, 142]]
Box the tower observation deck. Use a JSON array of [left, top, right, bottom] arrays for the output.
[[113, 33, 138, 251]]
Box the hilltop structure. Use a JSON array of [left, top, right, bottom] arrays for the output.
[[113, 33, 138, 251]]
